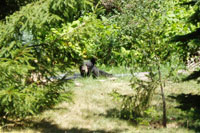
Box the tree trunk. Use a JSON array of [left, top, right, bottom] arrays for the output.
[[158, 65, 167, 127]]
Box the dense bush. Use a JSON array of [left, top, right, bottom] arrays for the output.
[[0, 45, 71, 120], [90, 0, 195, 66], [0, 0, 93, 121], [109, 0, 195, 127]]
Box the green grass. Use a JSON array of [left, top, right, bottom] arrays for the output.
[[1, 67, 199, 133]]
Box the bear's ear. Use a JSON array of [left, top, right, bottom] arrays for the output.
[[91, 57, 97, 65]]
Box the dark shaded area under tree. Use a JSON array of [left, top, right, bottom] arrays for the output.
[[2, 119, 124, 133], [183, 70, 200, 82], [0, 0, 35, 20], [169, 93, 200, 131]]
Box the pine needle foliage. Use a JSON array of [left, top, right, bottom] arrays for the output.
[[0, 0, 93, 47], [0, 0, 95, 76], [0, 0, 94, 122], [0, 44, 68, 119]]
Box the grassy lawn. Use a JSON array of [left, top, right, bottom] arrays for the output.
[[2, 67, 200, 133]]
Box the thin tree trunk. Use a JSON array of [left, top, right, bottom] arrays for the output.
[[158, 64, 167, 127]]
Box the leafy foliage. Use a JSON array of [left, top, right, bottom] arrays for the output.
[[49, 0, 93, 21], [111, 77, 157, 120], [109, 0, 184, 127], [49, 13, 123, 65], [172, 0, 200, 61]]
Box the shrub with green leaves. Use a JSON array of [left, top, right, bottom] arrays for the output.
[[109, 0, 191, 127], [111, 76, 157, 120], [93, 0, 194, 66]]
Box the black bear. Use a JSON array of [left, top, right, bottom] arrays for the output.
[[79, 58, 112, 78]]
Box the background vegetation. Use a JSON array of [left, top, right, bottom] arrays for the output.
[[0, 0, 199, 131]]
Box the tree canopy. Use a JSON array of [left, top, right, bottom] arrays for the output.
[[173, 0, 200, 58]]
